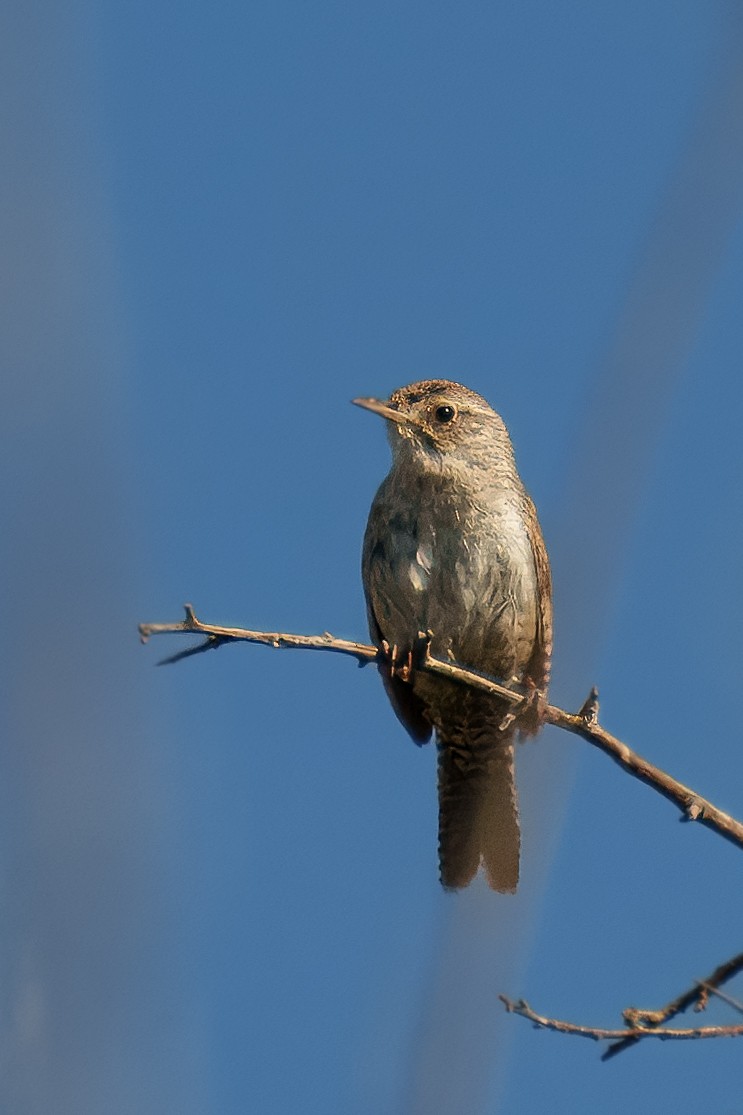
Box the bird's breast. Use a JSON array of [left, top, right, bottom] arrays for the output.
[[368, 472, 539, 680]]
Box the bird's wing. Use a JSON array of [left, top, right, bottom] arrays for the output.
[[365, 600, 433, 744], [520, 495, 552, 735], [362, 501, 433, 745]]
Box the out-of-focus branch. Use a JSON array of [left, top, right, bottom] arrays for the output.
[[139, 605, 743, 852]]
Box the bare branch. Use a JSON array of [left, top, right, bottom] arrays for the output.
[[139, 604, 379, 668], [541, 699, 743, 854], [499, 950, 743, 1058], [498, 995, 743, 1048], [139, 606, 743, 852], [603, 950, 743, 1059], [140, 607, 743, 1054]]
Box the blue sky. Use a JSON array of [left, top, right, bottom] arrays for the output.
[[3, 2, 743, 1111]]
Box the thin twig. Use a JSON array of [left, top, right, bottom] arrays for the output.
[[697, 981, 743, 1016], [139, 605, 743, 852], [140, 604, 379, 668], [498, 950, 743, 1060], [498, 995, 743, 1047]]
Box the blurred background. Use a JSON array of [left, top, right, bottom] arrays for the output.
[[2, 1, 742, 1111]]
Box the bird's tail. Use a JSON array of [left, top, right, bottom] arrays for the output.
[[436, 731, 520, 892]]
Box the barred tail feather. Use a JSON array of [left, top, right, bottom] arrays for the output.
[[437, 734, 520, 892]]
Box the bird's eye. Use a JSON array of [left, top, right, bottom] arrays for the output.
[[434, 404, 457, 424]]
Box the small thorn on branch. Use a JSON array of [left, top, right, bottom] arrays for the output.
[[685, 797, 704, 821], [578, 686, 600, 725]]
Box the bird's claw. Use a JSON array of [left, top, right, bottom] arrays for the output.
[[380, 638, 424, 683], [516, 677, 547, 737]]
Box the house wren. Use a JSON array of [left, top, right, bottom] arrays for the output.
[[354, 380, 552, 891]]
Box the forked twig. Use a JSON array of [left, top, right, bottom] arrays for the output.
[[498, 992, 743, 1052], [500, 949, 743, 1058], [601, 950, 743, 1059]]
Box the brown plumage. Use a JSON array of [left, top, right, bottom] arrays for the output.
[[356, 380, 552, 891]]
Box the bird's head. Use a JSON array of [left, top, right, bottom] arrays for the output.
[[353, 379, 513, 473]]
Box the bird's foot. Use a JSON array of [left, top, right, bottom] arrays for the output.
[[395, 645, 415, 682], [380, 640, 414, 682], [516, 676, 547, 737]]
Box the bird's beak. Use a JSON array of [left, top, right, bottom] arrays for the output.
[[352, 396, 417, 426]]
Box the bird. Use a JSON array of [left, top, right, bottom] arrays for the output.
[[354, 379, 552, 891]]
